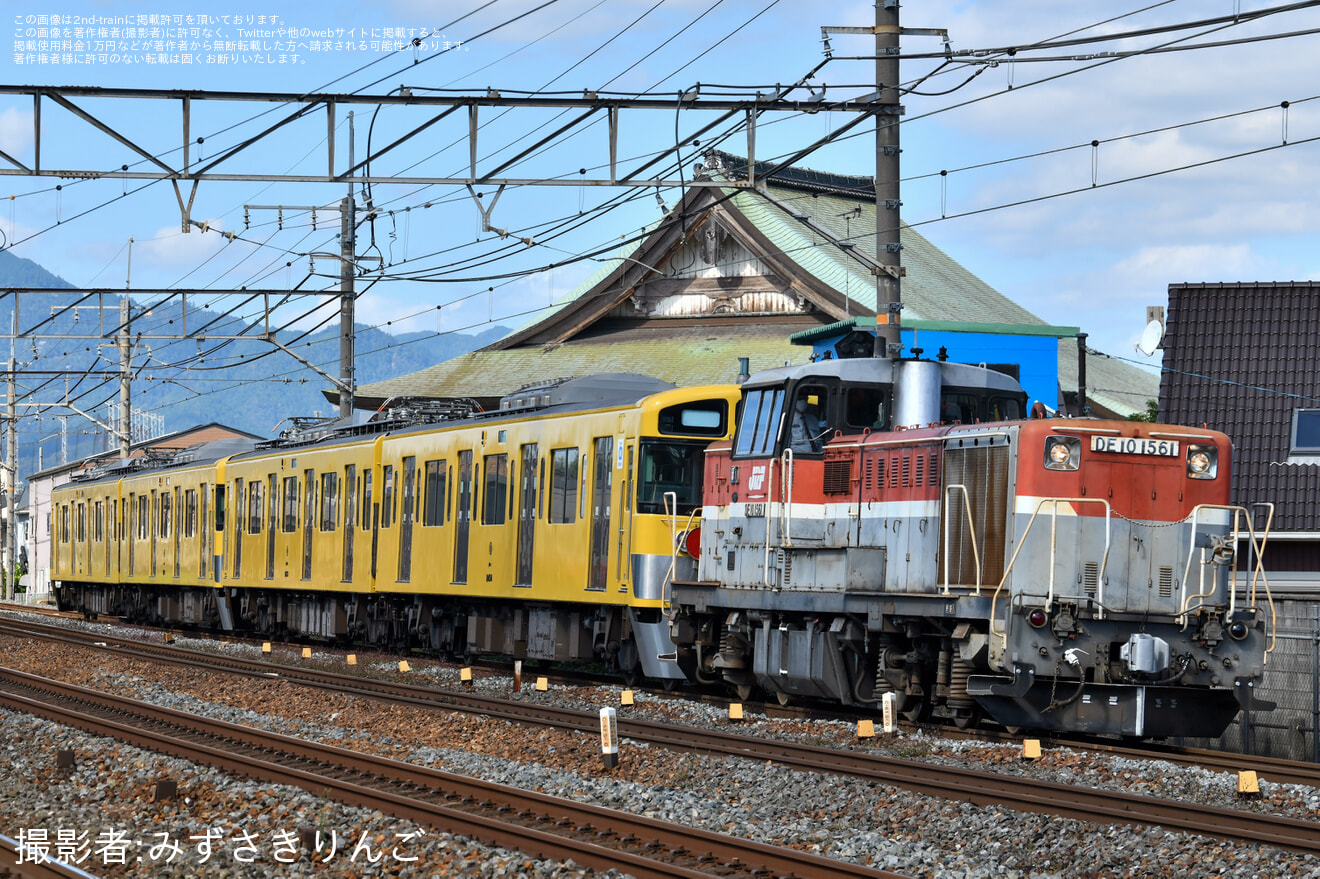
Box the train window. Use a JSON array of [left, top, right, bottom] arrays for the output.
[[625, 444, 634, 513], [60, 505, 68, 542], [482, 454, 508, 526], [845, 386, 889, 430], [789, 386, 829, 455], [77, 503, 87, 542], [213, 487, 224, 535], [381, 465, 395, 528], [185, 490, 197, 538], [247, 482, 263, 535], [988, 396, 1024, 421], [549, 448, 579, 524], [538, 457, 546, 519], [658, 400, 728, 437], [320, 473, 339, 531], [733, 387, 785, 458], [159, 494, 171, 539], [638, 441, 705, 515], [424, 460, 447, 527], [282, 476, 299, 532], [362, 470, 373, 531], [940, 392, 979, 424], [94, 501, 103, 542], [139, 495, 150, 540]]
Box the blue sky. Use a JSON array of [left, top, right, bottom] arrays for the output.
[[3, 0, 1319, 382]]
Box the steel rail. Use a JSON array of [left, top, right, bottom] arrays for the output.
[[0, 666, 902, 879], [4, 617, 1319, 854]]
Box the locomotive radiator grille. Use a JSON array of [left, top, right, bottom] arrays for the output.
[[1158, 565, 1174, 598], [941, 443, 1010, 587], [1083, 561, 1100, 597]]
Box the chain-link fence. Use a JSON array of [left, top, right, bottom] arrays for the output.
[[1185, 599, 1320, 761]]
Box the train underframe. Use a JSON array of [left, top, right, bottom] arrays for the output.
[[53, 580, 675, 684], [668, 586, 1267, 738]]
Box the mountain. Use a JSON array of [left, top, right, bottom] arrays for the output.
[[0, 252, 508, 480]]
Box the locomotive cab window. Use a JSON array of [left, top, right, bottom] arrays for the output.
[[940, 391, 979, 425], [638, 440, 706, 515], [844, 385, 889, 431], [988, 396, 1024, 422], [733, 387, 785, 458], [788, 385, 830, 455], [658, 400, 728, 437]]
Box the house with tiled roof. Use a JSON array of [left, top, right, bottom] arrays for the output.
[[353, 150, 1159, 418]]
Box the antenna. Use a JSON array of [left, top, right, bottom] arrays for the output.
[[1136, 318, 1165, 356]]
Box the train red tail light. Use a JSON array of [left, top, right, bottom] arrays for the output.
[[683, 527, 702, 558], [1028, 609, 1048, 628]]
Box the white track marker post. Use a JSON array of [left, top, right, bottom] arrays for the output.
[[881, 692, 896, 733], [599, 707, 619, 769]]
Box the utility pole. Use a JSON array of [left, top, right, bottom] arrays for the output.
[[339, 111, 356, 419], [874, 0, 903, 359], [119, 239, 132, 458], [5, 358, 13, 601]]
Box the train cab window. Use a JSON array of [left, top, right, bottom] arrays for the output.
[[788, 385, 829, 455], [845, 386, 889, 431], [320, 473, 339, 531], [638, 441, 705, 515], [940, 392, 979, 425], [423, 460, 447, 527], [281, 476, 299, 532], [658, 400, 728, 437], [733, 387, 785, 458], [482, 454, 508, 525], [988, 396, 1024, 422], [549, 448, 579, 524], [381, 465, 395, 528]]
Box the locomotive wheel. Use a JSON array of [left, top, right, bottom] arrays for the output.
[[901, 696, 931, 723]]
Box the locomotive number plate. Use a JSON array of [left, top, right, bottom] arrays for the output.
[[744, 503, 765, 517], [1089, 436, 1180, 456]]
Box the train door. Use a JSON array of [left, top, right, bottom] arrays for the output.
[[302, 469, 315, 580], [588, 436, 613, 592], [453, 450, 472, 583], [199, 485, 208, 579], [516, 444, 538, 585], [216, 484, 227, 581], [398, 456, 416, 582], [173, 487, 181, 578], [342, 464, 356, 581], [150, 491, 158, 577], [266, 474, 277, 579], [619, 441, 634, 585], [231, 478, 244, 578]]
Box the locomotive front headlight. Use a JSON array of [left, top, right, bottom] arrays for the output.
[[1187, 444, 1218, 480], [1043, 435, 1080, 471]]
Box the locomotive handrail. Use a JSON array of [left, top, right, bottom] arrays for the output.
[[780, 448, 794, 547], [941, 483, 982, 595], [762, 456, 777, 588], [990, 497, 1112, 644], [1179, 503, 1276, 656], [659, 491, 699, 616]]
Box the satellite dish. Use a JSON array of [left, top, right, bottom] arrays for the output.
[[1135, 319, 1164, 356]]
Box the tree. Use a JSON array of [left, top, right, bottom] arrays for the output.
[[1127, 399, 1158, 423]]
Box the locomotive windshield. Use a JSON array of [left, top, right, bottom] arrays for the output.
[[733, 387, 784, 457], [637, 440, 705, 514]]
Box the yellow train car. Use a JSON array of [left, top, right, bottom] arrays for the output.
[[52, 374, 738, 683]]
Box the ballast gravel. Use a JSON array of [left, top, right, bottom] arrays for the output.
[[1, 611, 1319, 879]]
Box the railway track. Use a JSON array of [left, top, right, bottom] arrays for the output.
[[3, 616, 1320, 856], [0, 833, 98, 879], [0, 665, 904, 879]]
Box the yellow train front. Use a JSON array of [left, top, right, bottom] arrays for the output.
[[51, 374, 739, 685]]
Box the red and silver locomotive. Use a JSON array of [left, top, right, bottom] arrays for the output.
[[669, 357, 1274, 738]]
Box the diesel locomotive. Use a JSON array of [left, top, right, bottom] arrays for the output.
[[668, 356, 1275, 737]]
